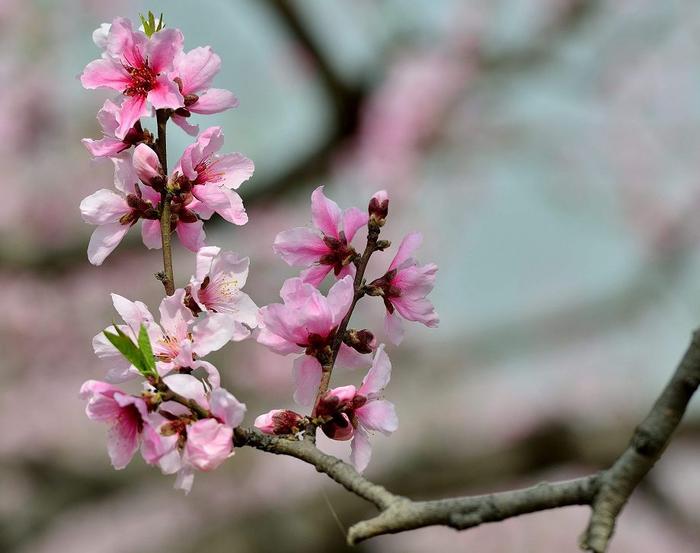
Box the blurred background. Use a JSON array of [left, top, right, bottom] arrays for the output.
[[1, 0, 700, 551]]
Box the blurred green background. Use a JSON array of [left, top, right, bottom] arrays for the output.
[[1, 1, 700, 552]]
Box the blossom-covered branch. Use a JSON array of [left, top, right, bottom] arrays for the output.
[[76, 11, 697, 553]]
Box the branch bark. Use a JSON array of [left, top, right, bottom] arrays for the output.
[[230, 329, 700, 550], [579, 329, 700, 552]]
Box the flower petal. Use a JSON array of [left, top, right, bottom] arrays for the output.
[[176, 220, 206, 252], [116, 95, 148, 140], [210, 388, 246, 427], [350, 426, 372, 473], [384, 310, 405, 345], [342, 207, 368, 242], [148, 75, 184, 110], [358, 344, 391, 397], [326, 275, 354, 324], [87, 222, 130, 265], [189, 88, 239, 114], [173, 46, 221, 94], [141, 219, 162, 249], [133, 143, 163, 185], [292, 355, 322, 407], [389, 232, 423, 271], [356, 399, 398, 435], [311, 186, 342, 238], [273, 227, 328, 267], [192, 313, 235, 357], [80, 189, 129, 225]]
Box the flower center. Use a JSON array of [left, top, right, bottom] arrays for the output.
[[320, 232, 357, 275], [194, 157, 224, 185], [123, 63, 157, 97]]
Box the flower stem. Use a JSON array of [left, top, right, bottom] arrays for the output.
[[312, 223, 381, 413], [155, 109, 175, 296]]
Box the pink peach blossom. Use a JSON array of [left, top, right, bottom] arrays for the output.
[[370, 232, 439, 344], [170, 47, 239, 135], [82, 99, 149, 158], [81, 17, 184, 138], [79, 380, 148, 469], [186, 246, 259, 339], [80, 158, 160, 265], [93, 291, 237, 386], [257, 275, 369, 405], [174, 126, 253, 225], [142, 376, 245, 494], [132, 143, 208, 252], [273, 186, 368, 286], [319, 345, 398, 472]]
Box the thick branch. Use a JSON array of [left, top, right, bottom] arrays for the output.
[[348, 475, 601, 544], [579, 329, 700, 552], [236, 329, 700, 549]]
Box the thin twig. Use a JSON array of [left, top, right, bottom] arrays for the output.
[[313, 222, 381, 411], [155, 109, 175, 296]]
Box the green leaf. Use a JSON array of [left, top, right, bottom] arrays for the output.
[[103, 324, 157, 378], [137, 324, 157, 373], [104, 328, 146, 372]]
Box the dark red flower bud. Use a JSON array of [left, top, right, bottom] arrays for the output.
[[368, 190, 389, 226]]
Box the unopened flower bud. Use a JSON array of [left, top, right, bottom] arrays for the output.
[[368, 190, 389, 226], [254, 409, 304, 435]]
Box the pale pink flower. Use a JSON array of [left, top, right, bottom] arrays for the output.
[[82, 99, 150, 158], [369, 232, 439, 345], [174, 126, 254, 225], [79, 380, 148, 469], [257, 276, 369, 406], [92, 292, 156, 382], [184, 418, 233, 471], [170, 47, 239, 135], [133, 144, 208, 252], [142, 376, 245, 494], [148, 290, 236, 386], [273, 186, 368, 286], [93, 291, 236, 386], [186, 246, 259, 339], [80, 158, 160, 265], [81, 17, 184, 138], [319, 345, 398, 472], [209, 387, 247, 428]]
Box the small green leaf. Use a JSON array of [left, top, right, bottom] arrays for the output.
[[104, 328, 147, 373], [139, 11, 165, 38], [137, 324, 157, 373]]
